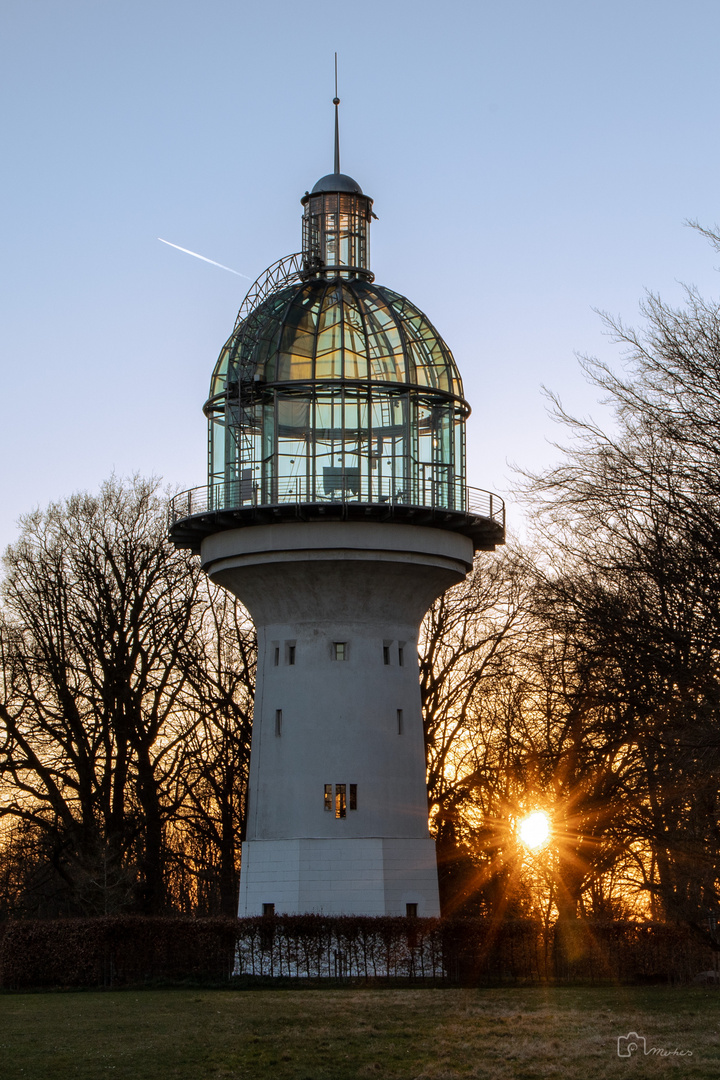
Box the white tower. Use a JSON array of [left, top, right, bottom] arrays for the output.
[[170, 102, 504, 917]]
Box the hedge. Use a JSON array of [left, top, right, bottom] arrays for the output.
[[0, 915, 716, 989], [0, 916, 238, 989]]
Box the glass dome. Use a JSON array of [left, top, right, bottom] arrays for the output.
[[205, 277, 470, 511]]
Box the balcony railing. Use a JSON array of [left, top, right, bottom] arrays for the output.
[[169, 476, 505, 530]]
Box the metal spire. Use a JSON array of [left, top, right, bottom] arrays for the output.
[[333, 52, 340, 174]]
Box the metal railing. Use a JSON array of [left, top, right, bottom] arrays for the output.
[[169, 476, 504, 528]]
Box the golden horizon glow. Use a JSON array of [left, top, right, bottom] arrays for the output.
[[518, 810, 551, 850]]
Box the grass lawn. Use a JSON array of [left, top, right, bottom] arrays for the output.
[[0, 985, 718, 1079]]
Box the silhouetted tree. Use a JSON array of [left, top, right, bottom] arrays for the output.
[[0, 476, 253, 915], [419, 546, 530, 913], [525, 227, 720, 929], [168, 587, 254, 915]]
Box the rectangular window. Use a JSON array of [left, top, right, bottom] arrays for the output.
[[275, 709, 282, 737], [349, 784, 357, 811], [288, 644, 296, 665], [274, 647, 280, 666], [397, 709, 403, 734], [398, 645, 404, 666], [263, 903, 275, 916], [334, 642, 348, 661], [406, 903, 418, 918], [335, 783, 346, 819], [383, 645, 390, 665], [324, 784, 332, 811]]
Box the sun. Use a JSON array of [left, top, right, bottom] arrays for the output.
[[518, 810, 551, 850]]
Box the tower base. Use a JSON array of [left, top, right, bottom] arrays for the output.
[[238, 837, 440, 917]]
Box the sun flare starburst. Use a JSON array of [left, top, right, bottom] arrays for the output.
[[518, 810, 551, 850]]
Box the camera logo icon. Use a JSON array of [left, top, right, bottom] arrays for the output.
[[617, 1032, 646, 1057]]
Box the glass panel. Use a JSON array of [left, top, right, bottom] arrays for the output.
[[316, 302, 342, 355], [276, 393, 310, 500], [407, 341, 431, 386], [343, 347, 367, 379], [277, 398, 310, 433], [364, 294, 396, 329], [285, 353, 313, 380], [281, 328, 316, 359], [256, 330, 278, 381], [261, 401, 275, 502], [343, 323, 367, 354], [315, 348, 342, 379], [341, 283, 365, 328], [369, 391, 406, 500], [364, 316, 402, 379], [210, 346, 230, 398], [435, 365, 451, 393], [210, 418, 223, 481]]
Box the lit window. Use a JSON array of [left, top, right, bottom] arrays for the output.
[[288, 644, 296, 665], [383, 645, 390, 665], [275, 709, 282, 737], [334, 642, 348, 661], [349, 784, 357, 811], [324, 784, 332, 811], [397, 709, 403, 734], [335, 783, 346, 818]]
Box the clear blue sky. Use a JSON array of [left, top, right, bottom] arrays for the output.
[[3, 0, 720, 551]]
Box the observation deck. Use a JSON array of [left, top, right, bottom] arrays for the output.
[[168, 479, 505, 555]]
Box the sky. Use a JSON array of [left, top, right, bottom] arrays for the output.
[[2, 0, 720, 553]]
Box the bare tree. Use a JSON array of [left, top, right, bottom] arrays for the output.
[[418, 545, 533, 913], [168, 584, 255, 915], [0, 476, 206, 914], [523, 230, 720, 929]]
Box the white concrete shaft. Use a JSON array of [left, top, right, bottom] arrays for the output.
[[201, 521, 474, 916]]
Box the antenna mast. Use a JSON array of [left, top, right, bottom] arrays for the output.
[[333, 52, 340, 174]]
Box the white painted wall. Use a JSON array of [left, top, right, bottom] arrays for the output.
[[238, 838, 440, 916], [201, 521, 474, 917]]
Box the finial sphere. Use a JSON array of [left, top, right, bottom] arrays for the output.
[[333, 97, 340, 105]]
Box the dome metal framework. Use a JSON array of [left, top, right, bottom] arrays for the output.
[[205, 276, 469, 512]]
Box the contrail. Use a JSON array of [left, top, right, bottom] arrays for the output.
[[158, 238, 250, 278]]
